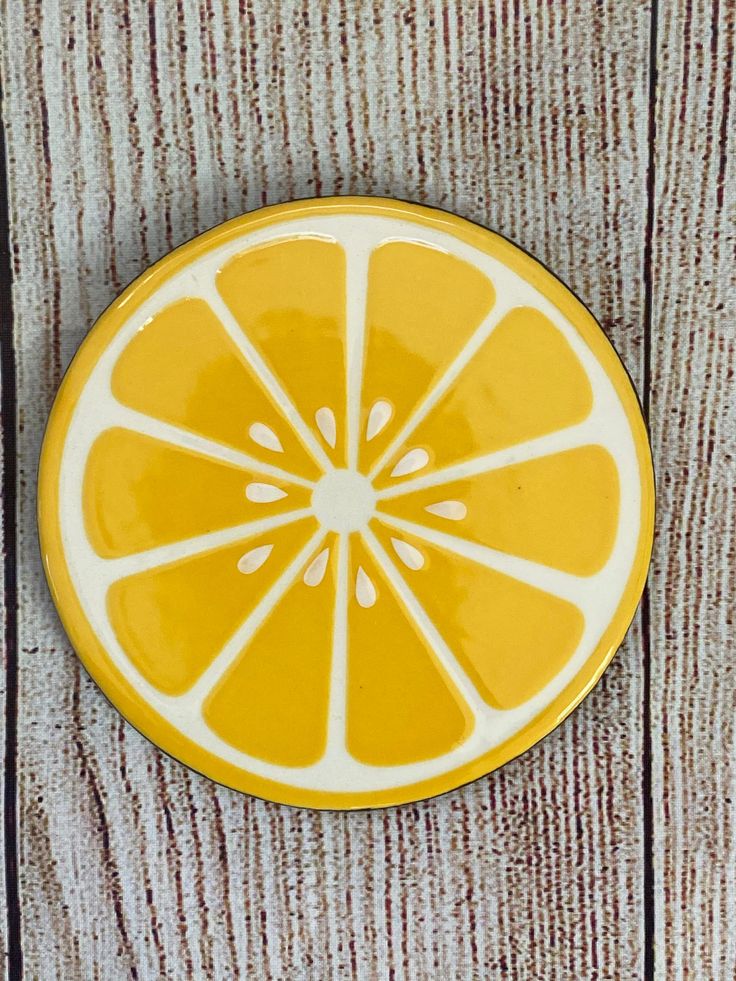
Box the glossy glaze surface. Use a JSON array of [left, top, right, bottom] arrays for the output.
[[38, 197, 654, 809]]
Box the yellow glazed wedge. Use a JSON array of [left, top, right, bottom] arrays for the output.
[[38, 197, 654, 809]]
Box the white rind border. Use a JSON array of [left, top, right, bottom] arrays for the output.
[[57, 213, 642, 793]]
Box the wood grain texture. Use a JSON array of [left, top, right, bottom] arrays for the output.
[[1, 40, 16, 974], [0, 336, 9, 980], [0, 0, 727, 977], [650, 1, 736, 978]]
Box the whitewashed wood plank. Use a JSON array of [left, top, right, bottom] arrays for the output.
[[1, 1, 652, 977], [1, 37, 16, 979], [650, 2, 736, 978], [0, 357, 10, 978]]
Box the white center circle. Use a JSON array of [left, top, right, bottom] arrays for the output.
[[311, 469, 376, 532]]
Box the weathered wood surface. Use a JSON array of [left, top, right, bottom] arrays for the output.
[[0, 0, 732, 977], [650, 1, 736, 978], [1, 41, 15, 976]]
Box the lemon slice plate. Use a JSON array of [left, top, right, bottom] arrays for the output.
[[38, 197, 654, 809]]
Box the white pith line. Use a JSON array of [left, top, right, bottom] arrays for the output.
[[195, 279, 335, 474], [322, 534, 350, 759], [360, 527, 489, 728], [367, 297, 518, 480], [113, 402, 316, 489], [374, 418, 600, 500], [345, 244, 371, 469], [374, 514, 595, 610], [99, 509, 315, 584], [181, 528, 327, 713]]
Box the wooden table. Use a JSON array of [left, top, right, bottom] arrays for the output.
[[1, 2, 733, 977]]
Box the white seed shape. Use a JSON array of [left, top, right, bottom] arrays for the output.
[[355, 566, 377, 608], [366, 400, 392, 441], [315, 407, 337, 448], [237, 544, 273, 574], [391, 537, 425, 570], [303, 547, 330, 587], [391, 447, 429, 478], [424, 500, 468, 521], [249, 422, 283, 453], [246, 482, 288, 503]]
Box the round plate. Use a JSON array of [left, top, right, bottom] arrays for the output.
[[39, 197, 654, 809]]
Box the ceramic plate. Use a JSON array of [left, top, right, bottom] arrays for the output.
[[39, 197, 654, 809]]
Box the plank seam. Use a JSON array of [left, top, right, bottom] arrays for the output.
[[0, 77, 23, 979], [642, 0, 659, 977]]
